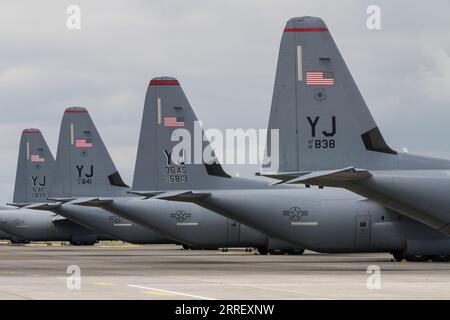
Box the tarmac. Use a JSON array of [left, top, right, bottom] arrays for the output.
[[0, 242, 449, 300]]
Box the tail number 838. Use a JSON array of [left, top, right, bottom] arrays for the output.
[[308, 139, 335, 149]]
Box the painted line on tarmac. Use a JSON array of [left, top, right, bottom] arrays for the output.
[[92, 282, 119, 286], [142, 290, 174, 297], [128, 284, 215, 300]]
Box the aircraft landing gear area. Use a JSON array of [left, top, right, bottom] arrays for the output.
[[9, 241, 450, 262], [181, 245, 305, 256], [392, 251, 450, 262]]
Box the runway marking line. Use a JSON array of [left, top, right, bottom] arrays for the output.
[[142, 290, 174, 296], [128, 284, 215, 300], [93, 282, 118, 286]]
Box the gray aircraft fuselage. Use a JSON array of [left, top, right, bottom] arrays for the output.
[[163, 187, 450, 255], [52, 202, 173, 245], [35, 107, 174, 245], [340, 169, 450, 235], [0, 230, 12, 240], [258, 16, 450, 238], [88, 197, 300, 250], [0, 209, 108, 244]]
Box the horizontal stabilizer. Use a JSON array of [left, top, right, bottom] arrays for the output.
[[6, 202, 30, 208], [260, 167, 370, 187], [127, 191, 165, 199], [256, 171, 307, 182], [47, 197, 77, 204], [26, 202, 62, 211], [285, 167, 370, 186], [156, 191, 211, 203], [71, 198, 114, 207]]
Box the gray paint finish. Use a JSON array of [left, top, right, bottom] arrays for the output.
[[149, 18, 450, 256], [77, 78, 301, 251], [42, 107, 172, 244], [263, 17, 450, 236], [0, 129, 104, 243]]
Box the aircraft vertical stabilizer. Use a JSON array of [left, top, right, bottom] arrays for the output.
[[51, 107, 129, 199], [262, 16, 450, 235], [13, 129, 55, 204], [132, 77, 234, 192], [264, 16, 398, 174]]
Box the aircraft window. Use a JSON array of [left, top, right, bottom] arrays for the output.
[[359, 221, 367, 228]]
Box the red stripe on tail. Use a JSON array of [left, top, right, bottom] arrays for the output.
[[150, 80, 180, 86], [284, 28, 328, 33]]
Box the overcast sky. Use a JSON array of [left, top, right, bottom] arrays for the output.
[[1, 0, 450, 203]]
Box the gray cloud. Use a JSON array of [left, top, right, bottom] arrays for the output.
[[1, 0, 450, 203]]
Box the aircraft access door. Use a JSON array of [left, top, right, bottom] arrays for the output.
[[355, 215, 371, 247], [227, 219, 240, 243]]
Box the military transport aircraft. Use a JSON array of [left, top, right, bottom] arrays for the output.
[[28, 107, 298, 253], [77, 75, 450, 261], [256, 17, 450, 237], [162, 16, 450, 262], [67, 82, 304, 255], [27, 108, 174, 245], [0, 128, 108, 245]]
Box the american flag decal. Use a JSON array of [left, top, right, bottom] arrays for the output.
[[164, 116, 184, 128], [75, 139, 93, 148], [306, 71, 334, 86], [31, 154, 45, 163]]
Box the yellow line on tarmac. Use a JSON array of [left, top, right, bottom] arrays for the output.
[[142, 290, 174, 296], [26, 243, 65, 247], [92, 282, 118, 286]]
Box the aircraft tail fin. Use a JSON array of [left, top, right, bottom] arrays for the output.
[[50, 107, 129, 198], [132, 77, 232, 192], [263, 16, 397, 174], [13, 129, 55, 204]]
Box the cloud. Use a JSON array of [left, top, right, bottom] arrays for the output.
[[1, 1, 450, 203], [415, 47, 450, 104]]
